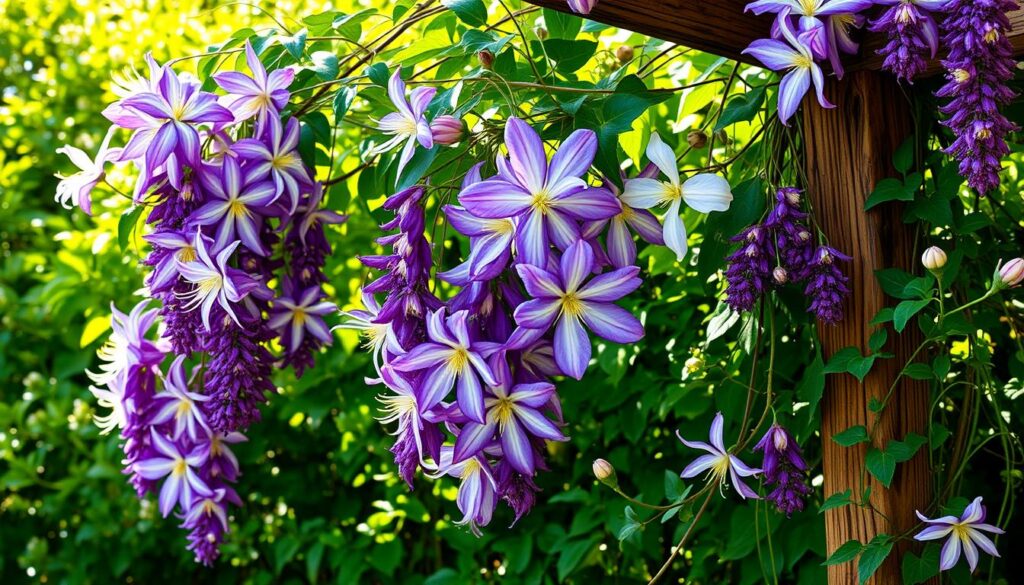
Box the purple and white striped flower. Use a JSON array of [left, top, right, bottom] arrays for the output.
[[214, 41, 295, 125], [55, 127, 123, 215], [191, 158, 278, 254], [914, 497, 1004, 572], [677, 412, 761, 500], [175, 232, 258, 330], [582, 166, 665, 269], [459, 117, 620, 267], [133, 429, 213, 517], [370, 70, 436, 181], [428, 446, 498, 536], [233, 116, 310, 213], [268, 285, 335, 354], [621, 133, 732, 260], [390, 309, 498, 423], [743, 9, 836, 124], [150, 355, 211, 442], [513, 240, 644, 379]]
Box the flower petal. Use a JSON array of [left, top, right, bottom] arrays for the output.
[[504, 117, 547, 194], [457, 369, 486, 424], [939, 533, 962, 571], [580, 303, 644, 344], [559, 240, 594, 293], [554, 314, 590, 380], [777, 67, 811, 125], [453, 421, 496, 464], [499, 416, 535, 475], [513, 298, 562, 330], [680, 453, 720, 478], [578, 266, 641, 302], [681, 174, 733, 213], [621, 178, 669, 209], [645, 133, 680, 186], [458, 180, 533, 219], [546, 129, 597, 188]]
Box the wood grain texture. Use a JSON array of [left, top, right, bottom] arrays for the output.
[[802, 72, 934, 585], [525, 0, 1024, 69]]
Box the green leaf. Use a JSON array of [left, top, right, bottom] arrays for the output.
[[705, 303, 740, 343], [333, 86, 357, 122], [875, 268, 915, 299], [714, 86, 766, 131], [542, 39, 597, 73], [902, 275, 935, 299], [424, 568, 461, 585], [278, 28, 308, 60], [557, 539, 595, 581], [617, 506, 642, 541], [893, 135, 914, 174], [310, 50, 339, 80], [870, 307, 894, 325], [543, 7, 581, 39], [664, 470, 685, 501], [797, 354, 825, 411], [365, 62, 390, 86], [901, 545, 941, 585], [894, 299, 930, 332], [819, 490, 852, 513], [865, 447, 896, 487], [932, 355, 951, 378], [442, 0, 487, 27], [117, 205, 145, 253], [903, 363, 934, 380], [824, 347, 877, 382], [306, 541, 325, 583], [864, 178, 914, 210], [601, 75, 671, 135], [929, 423, 951, 449], [858, 535, 893, 584], [832, 425, 870, 447], [868, 328, 888, 353], [823, 539, 863, 566], [887, 433, 927, 462]]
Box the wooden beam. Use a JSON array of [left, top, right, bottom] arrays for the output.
[[802, 72, 933, 585], [527, 0, 1024, 70]]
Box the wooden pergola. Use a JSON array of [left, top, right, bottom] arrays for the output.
[[527, 1, 1024, 583]]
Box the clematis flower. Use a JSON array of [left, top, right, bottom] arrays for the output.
[[620, 133, 732, 259], [55, 127, 123, 215], [336, 292, 404, 381], [119, 65, 233, 175], [452, 352, 566, 475], [566, 0, 597, 14], [677, 412, 761, 499], [214, 40, 295, 125], [390, 309, 498, 423], [150, 355, 211, 442], [825, 12, 865, 79], [133, 429, 213, 516], [295, 183, 347, 246], [747, 0, 874, 59], [914, 497, 1004, 572], [377, 365, 443, 487], [204, 431, 246, 482], [427, 446, 498, 536], [144, 230, 213, 294], [370, 70, 436, 181], [86, 300, 167, 387], [233, 116, 310, 213], [459, 117, 621, 267], [191, 157, 278, 254], [267, 285, 335, 354], [743, 10, 835, 124], [584, 166, 666, 268], [513, 240, 644, 379], [175, 231, 260, 330]]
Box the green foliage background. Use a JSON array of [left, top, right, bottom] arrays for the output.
[[0, 0, 1020, 584]]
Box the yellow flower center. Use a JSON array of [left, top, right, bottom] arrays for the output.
[[952, 69, 971, 84], [531, 189, 553, 214], [229, 198, 250, 219], [271, 152, 298, 170], [177, 245, 197, 263], [617, 205, 635, 222], [397, 117, 419, 137], [792, 54, 813, 69], [984, 28, 1000, 44], [561, 292, 584, 317], [197, 274, 223, 296], [799, 0, 819, 15], [659, 182, 682, 205], [486, 219, 516, 235], [172, 458, 187, 477], [493, 396, 516, 428], [176, 400, 192, 419], [448, 348, 469, 372], [292, 307, 307, 326]]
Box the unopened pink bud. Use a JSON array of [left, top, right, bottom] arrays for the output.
[[773, 266, 788, 284], [430, 116, 465, 146], [567, 0, 598, 15], [999, 258, 1024, 288], [592, 458, 617, 486]]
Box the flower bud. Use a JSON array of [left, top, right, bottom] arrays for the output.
[[430, 116, 465, 146], [592, 458, 617, 486], [684, 356, 704, 373], [477, 50, 494, 69], [773, 266, 788, 284], [686, 130, 708, 149], [921, 246, 947, 272], [615, 45, 634, 64], [998, 258, 1024, 288], [534, 25, 549, 40], [567, 0, 597, 15]]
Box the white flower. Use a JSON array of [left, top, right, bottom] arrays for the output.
[[621, 132, 733, 260], [55, 126, 122, 215]]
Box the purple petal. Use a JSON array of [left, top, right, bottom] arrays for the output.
[[940, 534, 961, 571], [513, 298, 562, 330], [453, 421, 496, 463], [499, 416, 535, 475], [578, 266, 641, 302], [420, 365, 456, 410], [457, 370, 486, 424], [710, 412, 725, 452], [606, 218, 636, 268], [551, 187, 621, 220], [553, 315, 590, 380], [778, 68, 811, 125], [559, 240, 594, 292], [546, 129, 597, 188], [515, 209, 549, 267], [580, 303, 644, 344], [513, 406, 565, 441], [158, 475, 182, 517], [741, 38, 799, 71], [914, 524, 955, 541], [391, 343, 452, 371], [504, 117, 547, 194], [458, 180, 533, 219], [516, 263, 563, 299], [214, 71, 260, 95], [680, 453, 719, 479]]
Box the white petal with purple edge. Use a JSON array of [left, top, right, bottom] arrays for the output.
[[499, 416, 534, 474], [554, 314, 590, 380], [580, 303, 644, 343]]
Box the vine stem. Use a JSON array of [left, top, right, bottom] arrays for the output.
[[647, 488, 714, 585]]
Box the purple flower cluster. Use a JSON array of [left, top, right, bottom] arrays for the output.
[[937, 0, 1020, 194], [869, 0, 945, 82], [346, 117, 703, 533], [754, 424, 812, 515], [73, 41, 346, 564], [724, 188, 850, 323]]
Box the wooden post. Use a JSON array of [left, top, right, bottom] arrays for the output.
[[801, 72, 932, 584]]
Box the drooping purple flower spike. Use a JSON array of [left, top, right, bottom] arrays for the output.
[[914, 497, 1004, 573], [753, 424, 812, 515], [390, 309, 498, 423], [214, 40, 295, 125], [513, 240, 644, 379], [870, 0, 945, 82], [742, 9, 835, 124], [370, 70, 436, 182], [133, 429, 213, 517], [459, 117, 621, 267], [677, 412, 761, 500], [452, 352, 566, 475], [805, 245, 851, 324]]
